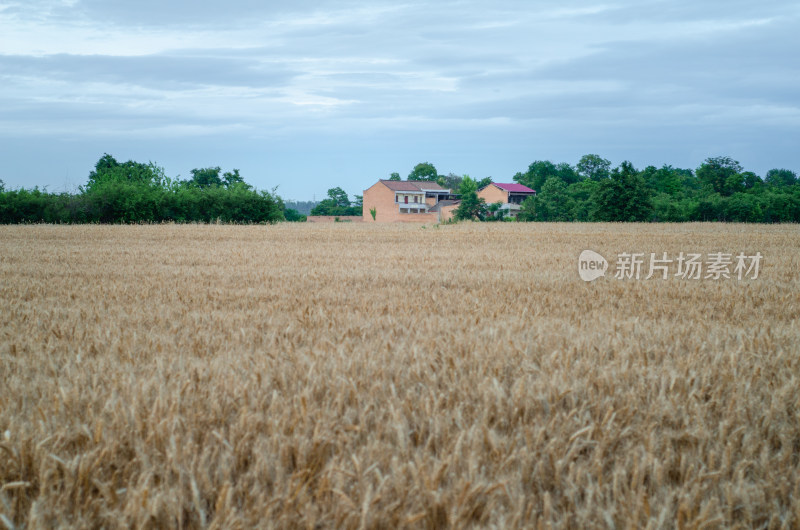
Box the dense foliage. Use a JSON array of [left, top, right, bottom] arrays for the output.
[[453, 176, 487, 221], [512, 155, 800, 223], [309, 187, 362, 216], [384, 156, 798, 223], [0, 154, 285, 224], [3, 153, 799, 224]]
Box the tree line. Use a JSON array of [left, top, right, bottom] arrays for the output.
[[441, 156, 799, 223], [0, 154, 285, 224], [2, 154, 798, 224]]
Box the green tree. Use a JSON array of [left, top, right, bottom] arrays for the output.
[[437, 172, 462, 191], [641, 165, 693, 196], [84, 153, 167, 192], [516, 178, 575, 222], [188, 167, 224, 188], [555, 162, 579, 185], [309, 187, 360, 216], [484, 202, 505, 221], [327, 187, 351, 208], [760, 187, 800, 222], [283, 208, 306, 222], [222, 169, 248, 188], [696, 156, 743, 196], [514, 160, 558, 191], [388, 172, 401, 181], [765, 169, 797, 187], [536, 177, 574, 221], [514, 160, 577, 191], [591, 161, 653, 221], [453, 176, 486, 221], [476, 176, 493, 190], [310, 198, 339, 216], [516, 195, 537, 222], [722, 193, 763, 222], [1, 154, 284, 224], [576, 154, 611, 181], [567, 180, 599, 221], [407, 162, 438, 181]]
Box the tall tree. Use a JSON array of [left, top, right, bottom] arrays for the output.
[[388, 172, 401, 181], [513, 160, 577, 191], [514, 160, 559, 191], [189, 167, 223, 188], [407, 162, 438, 181], [536, 177, 574, 221], [453, 176, 486, 221], [309, 187, 359, 216], [326, 187, 351, 207], [591, 161, 653, 221], [84, 153, 166, 192], [765, 168, 798, 187], [437, 173, 462, 191], [696, 156, 743, 196], [517, 178, 575, 222], [222, 169, 247, 188], [576, 154, 611, 181], [641, 165, 695, 196]]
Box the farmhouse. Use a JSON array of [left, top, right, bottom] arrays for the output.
[[361, 179, 536, 222], [477, 183, 536, 217], [362, 180, 457, 223]]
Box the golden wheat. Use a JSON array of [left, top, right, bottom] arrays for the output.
[[0, 223, 798, 528]]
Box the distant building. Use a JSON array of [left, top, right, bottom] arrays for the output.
[[477, 183, 536, 217], [360, 179, 535, 222], [362, 180, 456, 222], [427, 199, 461, 223]]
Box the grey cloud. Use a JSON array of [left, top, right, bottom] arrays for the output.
[[1, 0, 798, 195], [604, 0, 798, 24], [529, 18, 800, 107], [0, 53, 297, 90], [20, 0, 362, 27]]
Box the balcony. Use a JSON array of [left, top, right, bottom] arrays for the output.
[[398, 202, 428, 213]]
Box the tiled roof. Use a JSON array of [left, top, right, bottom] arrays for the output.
[[415, 181, 447, 191], [492, 183, 536, 193], [428, 199, 461, 212], [380, 180, 447, 192]]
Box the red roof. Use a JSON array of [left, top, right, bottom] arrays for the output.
[[493, 182, 536, 193]]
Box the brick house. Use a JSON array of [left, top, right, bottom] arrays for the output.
[[427, 199, 461, 223], [477, 183, 536, 217], [362, 180, 456, 222]]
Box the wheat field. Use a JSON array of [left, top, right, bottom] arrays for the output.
[[0, 223, 798, 529]]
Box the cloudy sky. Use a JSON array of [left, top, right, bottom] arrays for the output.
[[1, 0, 798, 200]]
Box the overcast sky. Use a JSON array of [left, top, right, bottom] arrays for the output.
[[1, 0, 798, 200]]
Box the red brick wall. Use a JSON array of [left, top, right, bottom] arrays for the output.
[[363, 182, 438, 223]]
